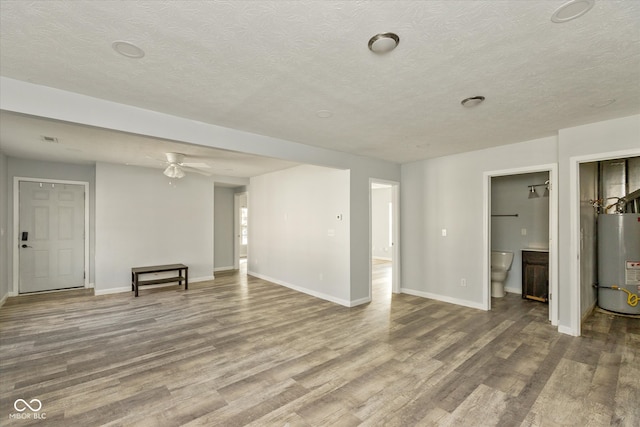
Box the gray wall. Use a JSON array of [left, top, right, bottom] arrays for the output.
[[95, 162, 214, 291], [401, 136, 558, 309], [1, 78, 401, 306], [214, 186, 235, 270], [0, 152, 8, 303], [6, 157, 96, 293], [491, 172, 549, 294], [250, 165, 351, 305]]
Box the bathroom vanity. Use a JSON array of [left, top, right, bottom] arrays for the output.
[[522, 249, 549, 303]]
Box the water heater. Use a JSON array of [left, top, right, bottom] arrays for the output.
[[597, 213, 640, 314]]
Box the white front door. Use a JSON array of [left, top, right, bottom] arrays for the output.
[[19, 181, 85, 293]]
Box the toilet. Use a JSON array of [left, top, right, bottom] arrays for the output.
[[491, 251, 514, 298]]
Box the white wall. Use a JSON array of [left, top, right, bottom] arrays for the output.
[[372, 187, 392, 260], [214, 186, 235, 271], [0, 152, 8, 305], [558, 114, 640, 334], [249, 165, 351, 305], [6, 157, 96, 291], [95, 162, 214, 292], [401, 136, 558, 309], [491, 172, 549, 294]]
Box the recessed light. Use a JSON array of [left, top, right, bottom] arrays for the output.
[[112, 41, 145, 58], [316, 110, 333, 118], [461, 96, 485, 107], [590, 98, 616, 108], [551, 0, 595, 23], [368, 33, 400, 54]]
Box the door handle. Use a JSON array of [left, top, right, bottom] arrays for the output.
[[21, 244, 32, 248]]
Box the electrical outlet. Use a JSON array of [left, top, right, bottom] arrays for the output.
[[461, 278, 467, 287], [521, 228, 527, 236], [441, 228, 447, 237]]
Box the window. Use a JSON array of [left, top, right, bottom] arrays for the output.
[[240, 207, 248, 245], [389, 202, 393, 246]]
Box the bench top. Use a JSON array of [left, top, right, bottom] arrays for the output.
[[132, 264, 188, 274]]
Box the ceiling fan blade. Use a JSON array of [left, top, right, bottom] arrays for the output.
[[181, 162, 211, 168], [182, 166, 212, 176]]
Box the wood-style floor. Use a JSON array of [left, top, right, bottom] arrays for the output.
[[1, 260, 638, 426]]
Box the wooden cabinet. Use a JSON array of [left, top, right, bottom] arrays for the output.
[[522, 250, 548, 303]]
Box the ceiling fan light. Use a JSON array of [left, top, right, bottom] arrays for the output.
[[164, 164, 185, 179]]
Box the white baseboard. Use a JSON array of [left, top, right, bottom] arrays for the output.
[[248, 270, 357, 307], [94, 275, 215, 296], [400, 288, 485, 310], [191, 275, 215, 283], [372, 256, 392, 261], [94, 286, 131, 296], [504, 286, 521, 295], [214, 266, 235, 272], [350, 296, 372, 307], [0, 293, 8, 309], [558, 324, 579, 336]]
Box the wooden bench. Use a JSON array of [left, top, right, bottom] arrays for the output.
[[131, 264, 188, 297]]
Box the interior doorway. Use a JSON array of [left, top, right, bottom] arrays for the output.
[[14, 178, 89, 294], [370, 179, 400, 301], [234, 191, 248, 270], [484, 165, 558, 326], [570, 154, 640, 335]]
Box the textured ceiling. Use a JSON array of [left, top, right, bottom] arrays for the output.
[[0, 0, 639, 165]]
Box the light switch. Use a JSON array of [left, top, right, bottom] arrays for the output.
[[521, 228, 527, 236], [441, 229, 447, 237]]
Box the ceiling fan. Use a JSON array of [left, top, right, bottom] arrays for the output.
[[161, 152, 212, 178]]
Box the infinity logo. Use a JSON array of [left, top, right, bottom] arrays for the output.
[[13, 398, 42, 412]]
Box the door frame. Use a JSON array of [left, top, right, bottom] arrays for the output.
[[12, 177, 90, 295], [369, 179, 401, 298], [233, 191, 248, 270], [568, 148, 640, 336], [483, 164, 558, 326]]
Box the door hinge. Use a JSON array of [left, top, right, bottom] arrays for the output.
[[84, 271, 86, 279]]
